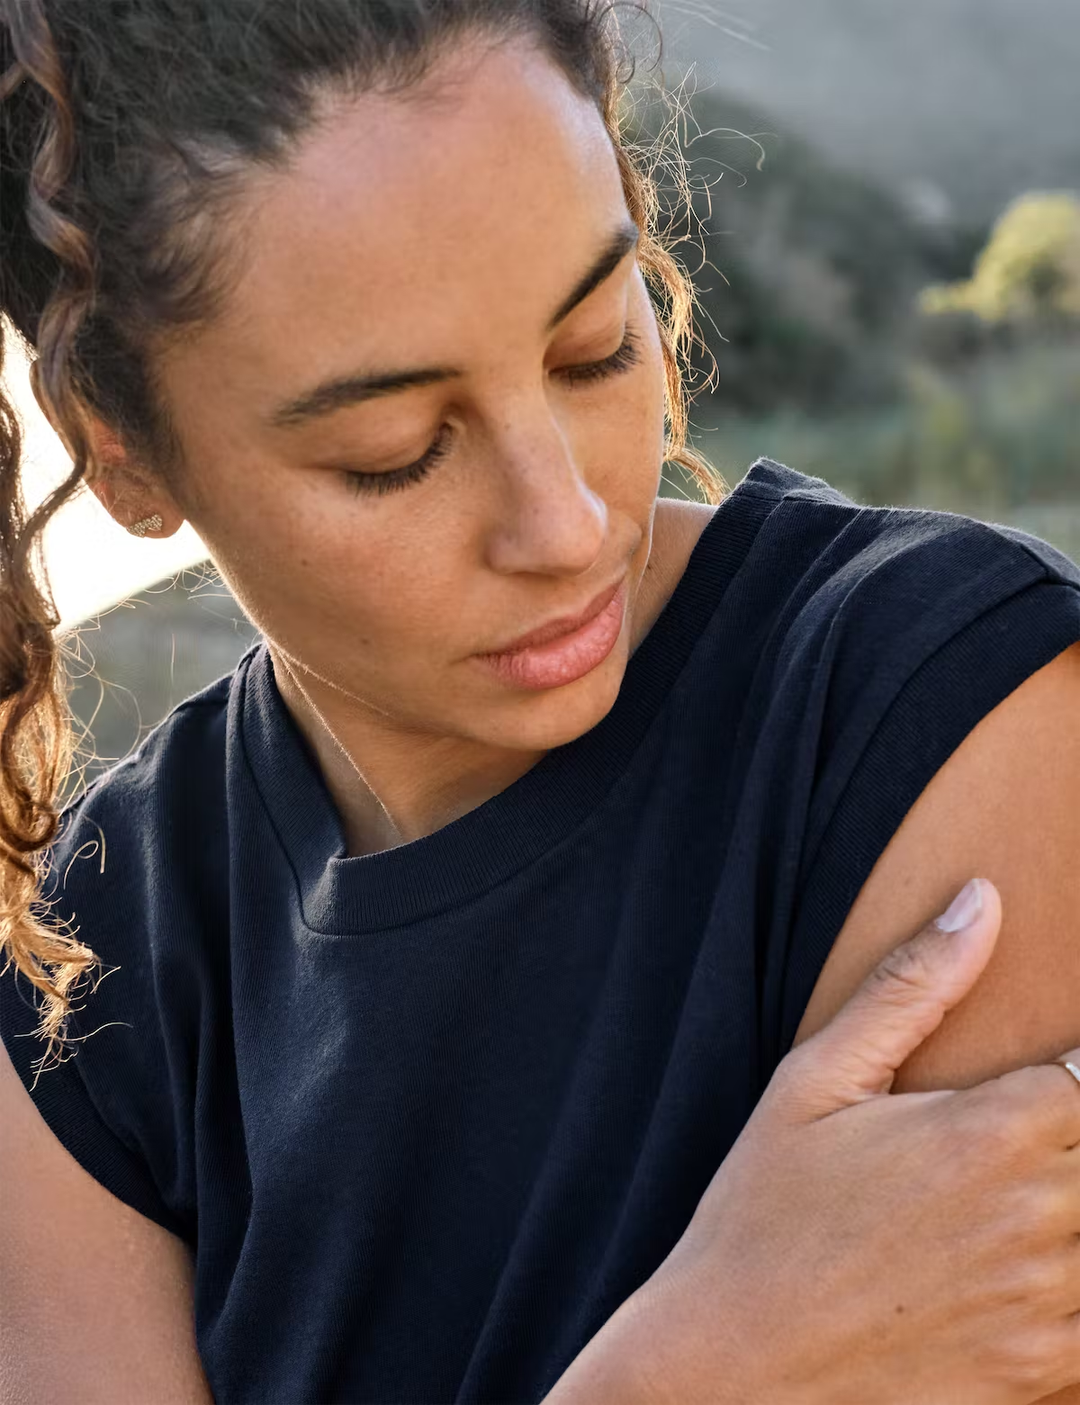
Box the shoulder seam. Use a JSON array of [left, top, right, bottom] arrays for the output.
[[989, 527, 1078, 586]]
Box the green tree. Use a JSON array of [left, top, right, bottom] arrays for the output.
[[921, 192, 1080, 324]]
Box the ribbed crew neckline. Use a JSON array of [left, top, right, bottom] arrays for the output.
[[240, 461, 789, 934]]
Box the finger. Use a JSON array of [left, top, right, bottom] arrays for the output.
[[954, 1059, 1080, 1154], [786, 879, 1002, 1116], [1041, 1312, 1080, 1399], [1052, 1049, 1080, 1147], [1054, 1050, 1080, 1096]]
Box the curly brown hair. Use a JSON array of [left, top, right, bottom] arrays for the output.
[[0, 0, 720, 1063]]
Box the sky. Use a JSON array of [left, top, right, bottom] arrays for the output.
[[5, 335, 207, 633]]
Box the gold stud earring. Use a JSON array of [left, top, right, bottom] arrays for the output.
[[128, 513, 164, 538]]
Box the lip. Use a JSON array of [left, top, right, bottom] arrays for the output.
[[473, 579, 628, 692], [481, 579, 625, 657]]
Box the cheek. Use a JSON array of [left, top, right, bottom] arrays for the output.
[[592, 328, 668, 488], [171, 463, 404, 647], [626, 297, 670, 438], [644, 336, 671, 442], [230, 507, 436, 641], [157, 390, 470, 686]]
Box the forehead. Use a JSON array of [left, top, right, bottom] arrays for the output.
[[189, 39, 628, 391]]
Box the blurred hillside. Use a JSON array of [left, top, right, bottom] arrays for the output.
[[640, 82, 1080, 546], [656, 0, 1080, 222], [637, 86, 981, 415]]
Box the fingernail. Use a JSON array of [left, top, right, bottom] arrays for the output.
[[935, 879, 984, 933]]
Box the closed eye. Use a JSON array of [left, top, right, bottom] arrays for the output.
[[343, 423, 453, 497], [559, 327, 643, 388], [340, 326, 644, 498]]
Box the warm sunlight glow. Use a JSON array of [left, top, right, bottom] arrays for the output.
[[3, 330, 207, 632]]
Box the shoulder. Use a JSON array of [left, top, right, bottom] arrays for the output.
[[704, 463, 1080, 817], [795, 639, 1080, 1086], [714, 460, 1080, 671], [720, 464, 1080, 1057], [766, 465, 1078, 626], [52, 660, 239, 901], [72, 660, 235, 808], [38, 656, 245, 1019], [735, 455, 1080, 573], [0, 665, 245, 1248], [737, 460, 1080, 794]]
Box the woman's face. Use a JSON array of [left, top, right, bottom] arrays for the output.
[[151, 37, 668, 756]]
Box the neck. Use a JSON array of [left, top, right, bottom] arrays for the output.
[[272, 655, 547, 856]]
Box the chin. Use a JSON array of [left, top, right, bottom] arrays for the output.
[[475, 649, 629, 753]]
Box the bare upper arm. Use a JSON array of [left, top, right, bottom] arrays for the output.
[[794, 639, 1080, 1399], [0, 1038, 213, 1405], [793, 640, 1080, 1081]]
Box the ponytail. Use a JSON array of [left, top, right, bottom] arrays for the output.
[[1, 1, 99, 1065]]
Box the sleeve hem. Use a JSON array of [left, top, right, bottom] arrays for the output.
[[775, 577, 1080, 1060], [0, 972, 188, 1241]]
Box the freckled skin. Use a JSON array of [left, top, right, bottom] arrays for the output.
[[92, 38, 678, 852]]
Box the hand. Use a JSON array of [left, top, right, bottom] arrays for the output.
[[547, 879, 1080, 1405]]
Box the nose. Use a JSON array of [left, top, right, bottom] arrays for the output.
[[482, 404, 608, 580]]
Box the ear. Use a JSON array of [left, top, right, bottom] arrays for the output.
[[30, 360, 185, 540]]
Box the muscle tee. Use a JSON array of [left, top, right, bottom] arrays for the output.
[[4, 458, 1080, 1404]]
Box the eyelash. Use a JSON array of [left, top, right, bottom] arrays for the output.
[[560, 326, 643, 388], [343, 326, 644, 497], [345, 425, 453, 498]]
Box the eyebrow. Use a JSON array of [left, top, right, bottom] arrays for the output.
[[269, 221, 642, 430]]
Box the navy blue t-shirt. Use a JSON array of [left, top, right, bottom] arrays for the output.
[[5, 459, 1080, 1404]]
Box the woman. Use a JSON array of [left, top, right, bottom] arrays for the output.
[[2, 2, 1080, 1402]]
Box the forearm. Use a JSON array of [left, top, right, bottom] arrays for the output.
[[540, 1277, 745, 1405], [541, 1294, 660, 1405]]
